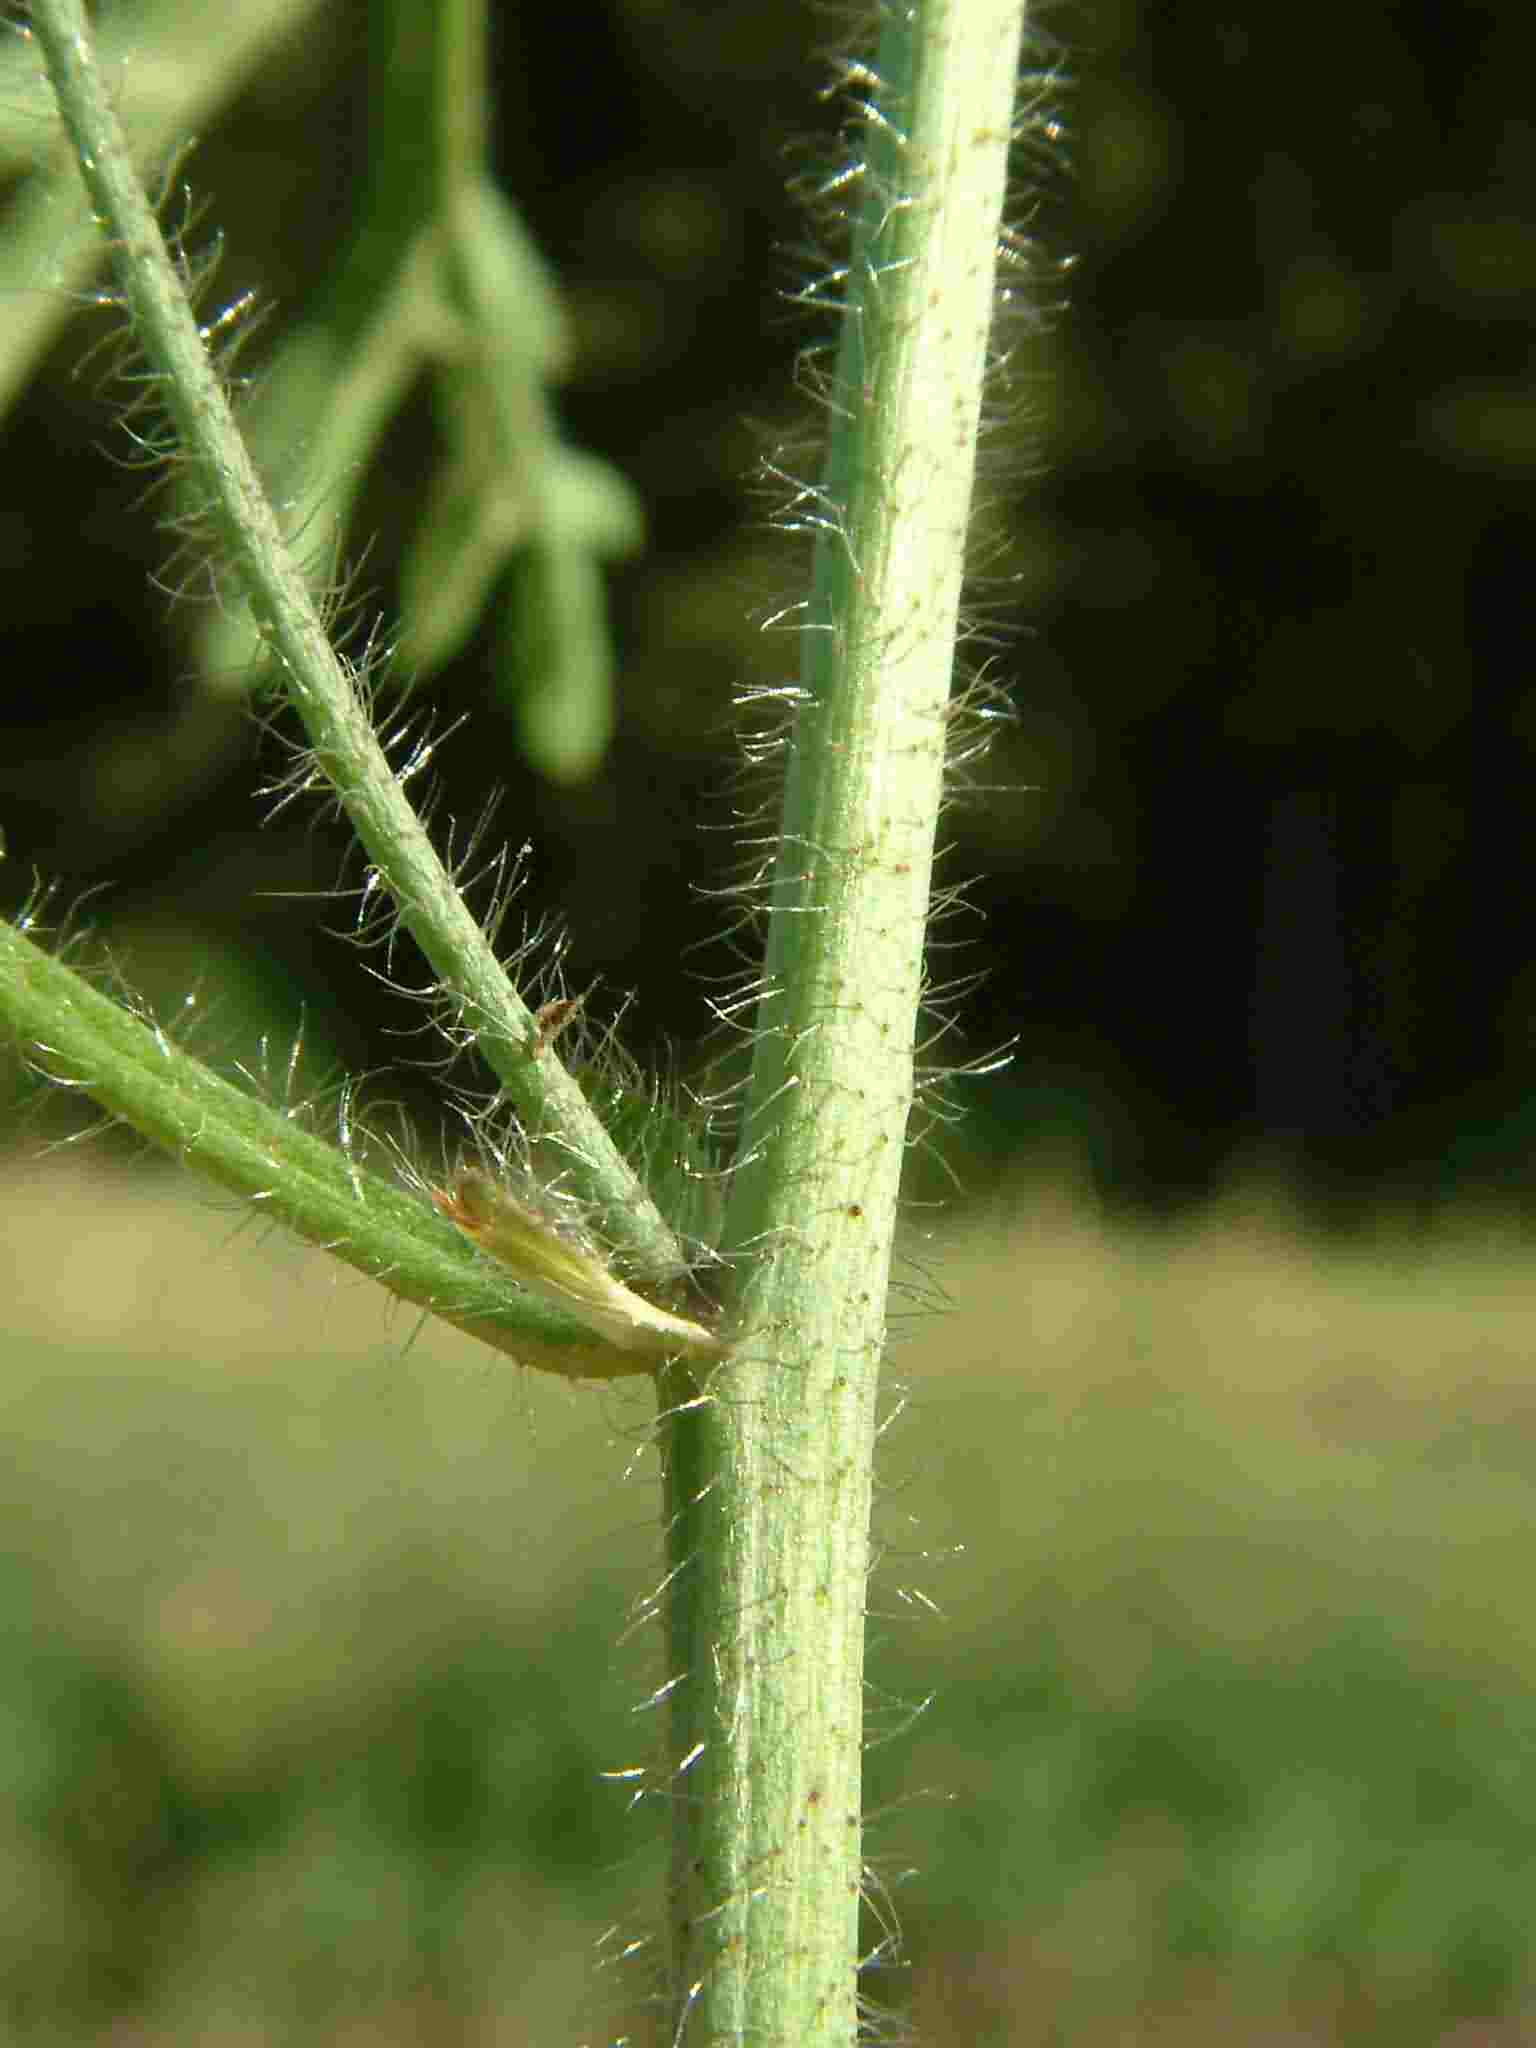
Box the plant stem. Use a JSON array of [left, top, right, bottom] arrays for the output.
[[658, 1, 1028, 2038], [19, 0, 1035, 2034], [0, 912, 709, 1378], [26, 0, 682, 1289]]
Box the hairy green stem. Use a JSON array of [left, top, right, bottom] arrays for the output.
[[659, 1, 1027, 2037], [26, 0, 680, 1287], [0, 913, 702, 1377], [14, 0, 1037, 2035]]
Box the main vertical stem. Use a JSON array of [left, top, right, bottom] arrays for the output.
[[660, 3, 1028, 2040]]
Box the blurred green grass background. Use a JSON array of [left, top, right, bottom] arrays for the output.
[[3, 1154, 1536, 2044]]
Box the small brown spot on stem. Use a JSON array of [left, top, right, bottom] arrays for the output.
[[531, 995, 583, 1055]]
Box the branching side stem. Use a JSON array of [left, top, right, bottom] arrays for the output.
[[0, 914, 708, 1378], [25, 0, 683, 1288]]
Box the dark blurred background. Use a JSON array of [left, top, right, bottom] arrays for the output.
[[5, 0, 1533, 1217], [5, 4, 1536, 2046]]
